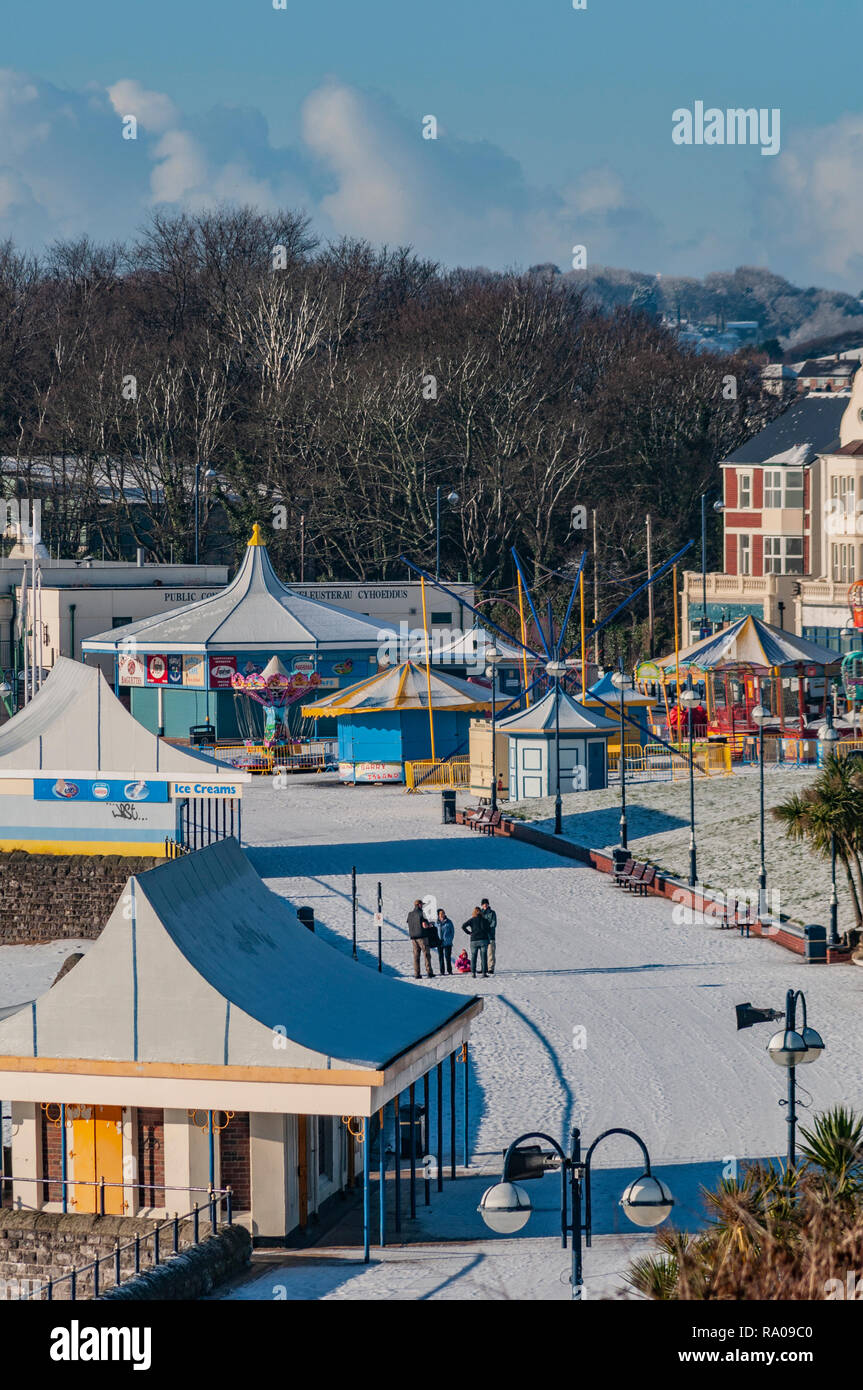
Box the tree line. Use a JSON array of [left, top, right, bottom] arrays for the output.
[[0, 207, 783, 661]]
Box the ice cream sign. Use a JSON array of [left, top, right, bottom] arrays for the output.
[[34, 778, 170, 803]]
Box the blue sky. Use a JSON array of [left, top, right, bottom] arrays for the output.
[[4, 0, 863, 288]]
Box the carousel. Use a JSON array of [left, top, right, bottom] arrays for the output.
[[638, 615, 843, 756]]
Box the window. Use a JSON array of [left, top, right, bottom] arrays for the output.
[[111, 617, 133, 628], [738, 535, 751, 574], [763, 470, 782, 508], [785, 471, 804, 508], [764, 537, 804, 575], [831, 543, 856, 583], [738, 473, 752, 509], [430, 611, 452, 624]]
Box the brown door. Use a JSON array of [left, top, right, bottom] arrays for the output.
[[297, 1115, 309, 1227]]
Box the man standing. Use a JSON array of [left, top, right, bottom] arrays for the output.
[[481, 898, 497, 975], [407, 899, 434, 979], [462, 906, 491, 978]]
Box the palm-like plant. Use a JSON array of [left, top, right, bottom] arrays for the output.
[[771, 752, 863, 931], [799, 1105, 863, 1196]]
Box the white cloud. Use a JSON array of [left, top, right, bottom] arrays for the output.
[[760, 113, 863, 285], [302, 82, 412, 243], [107, 79, 178, 134], [150, 129, 208, 203]]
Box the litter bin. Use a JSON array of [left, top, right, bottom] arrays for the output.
[[441, 789, 457, 824], [398, 1103, 426, 1158], [804, 923, 826, 964], [297, 906, 315, 934]]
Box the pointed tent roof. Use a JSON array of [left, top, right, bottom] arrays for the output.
[[653, 615, 842, 675], [577, 669, 656, 707], [0, 657, 247, 782], [81, 527, 393, 654], [496, 686, 618, 735], [0, 839, 479, 1074], [302, 660, 493, 716]]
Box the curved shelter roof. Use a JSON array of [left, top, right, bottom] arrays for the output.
[[0, 658, 246, 782], [577, 670, 656, 707], [302, 660, 493, 717], [653, 615, 842, 675], [0, 839, 480, 1081], [496, 687, 618, 735], [431, 626, 525, 664], [82, 527, 393, 655]]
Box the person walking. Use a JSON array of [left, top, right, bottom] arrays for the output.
[[481, 898, 497, 975], [437, 908, 455, 974], [407, 899, 434, 979], [462, 905, 491, 978]]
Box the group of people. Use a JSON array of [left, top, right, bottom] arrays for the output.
[[406, 899, 498, 979]]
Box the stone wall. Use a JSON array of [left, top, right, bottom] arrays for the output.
[[0, 851, 161, 944], [99, 1226, 251, 1301], [0, 1209, 248, 1301]]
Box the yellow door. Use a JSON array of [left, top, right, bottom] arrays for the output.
[[70, 1106, 125, 1214]]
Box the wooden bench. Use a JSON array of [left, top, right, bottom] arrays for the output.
[[630, 864, 656, 896], [614, 857, 635, 886], [618, 861, 646, 891], [478, 809, 502, 837]]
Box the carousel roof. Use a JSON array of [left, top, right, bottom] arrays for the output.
[[653, 615, 842, 674], [496, 686, 618, 735], [301, 660, 493, 716], [82, 526, 392, 654]]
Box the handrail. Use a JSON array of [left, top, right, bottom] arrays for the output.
[[9, 1184, 234, 1301]]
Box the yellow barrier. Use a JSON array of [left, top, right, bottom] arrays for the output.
[[405, 758, 471, 791], [608, 741, 731, 781], [212, 743, 274, 774]]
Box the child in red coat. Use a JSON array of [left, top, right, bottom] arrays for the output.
[[455, 949, 471, 974]]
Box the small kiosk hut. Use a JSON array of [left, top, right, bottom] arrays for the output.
[[0, 658, 248, 855], [302, 660, 492, 784], [497, 687, 617, 800]]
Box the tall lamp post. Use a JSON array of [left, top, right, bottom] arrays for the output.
[[545, 659, 566, 834], [485, 644, 502, 812], [680, 682, 700, 887], [818, 702, 840, 947], [194, 463, 216, 564], [435, 486, 460, 581], [479, 1125, 673, 1300], [736, 990, 825, 1168], [611, 661, 633, 855], [751, 703, 769, 914]]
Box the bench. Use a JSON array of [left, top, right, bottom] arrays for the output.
[[630, 864, 656, 896], [614, 857, 635, 886], [618, 861, 646, 891], [478, 809, 502, 837]]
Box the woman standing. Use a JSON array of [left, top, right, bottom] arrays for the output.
[[437, 908, 455, 974]]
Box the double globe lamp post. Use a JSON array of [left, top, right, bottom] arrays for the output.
[[485, 644, 502, 812], [736, 990, 825, 1168], [544, 656, 580, 835], [679, 681, 701, 887], [479, 1126, 673, 1300], [611, 663, 633, 853]]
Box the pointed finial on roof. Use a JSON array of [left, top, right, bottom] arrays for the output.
[[248, 523, 266, 546]]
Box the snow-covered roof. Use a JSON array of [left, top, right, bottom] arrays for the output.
[[723, 395, 846, 466], [430, 626, 525, 664], [0, 657, 246, 782], [0, 838, 480, 1072], [82, 527, 393, 654], [496, 687, 618, 735]]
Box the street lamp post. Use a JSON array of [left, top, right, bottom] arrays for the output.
[[611, 661, 633, 854], [485, 645, 502, 812], [736, 991, 825, 1169], [435, 486, 460, 581], [701, 493, 726, 638], [680, 682, 700, 887], [818, 702, 841, 947], [751, 703, 769, 913], [545, 659, 566, 834], [194, 463, 216, 564], [479, 1126, 673, 1300]]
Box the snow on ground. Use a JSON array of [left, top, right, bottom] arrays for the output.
[[515, 765, 855, 934], [224, 772, 863, 1299]]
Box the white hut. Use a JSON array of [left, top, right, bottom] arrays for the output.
[[497, 687, 617, 799]]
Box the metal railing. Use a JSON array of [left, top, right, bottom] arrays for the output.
[[404, 758, 471, 791], [608, 741, 732, 782], [1, 1176, 233, 1301], [211, 742, 274, 773]]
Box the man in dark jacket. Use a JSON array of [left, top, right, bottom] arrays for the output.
[[462, 906, 490, 977], [481, 898, 497, 974], [407, 900, 434, 978]]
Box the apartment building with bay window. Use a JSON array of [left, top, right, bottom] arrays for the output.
[[683, 378, 863, 650]]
